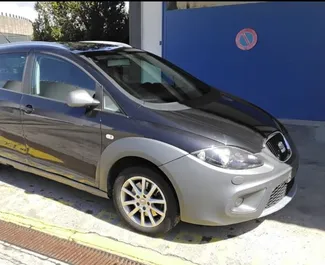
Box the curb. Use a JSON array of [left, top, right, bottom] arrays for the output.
[[0, 211, 195, 265]]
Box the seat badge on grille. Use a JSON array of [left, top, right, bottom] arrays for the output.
[[278, 141, 286, 153]]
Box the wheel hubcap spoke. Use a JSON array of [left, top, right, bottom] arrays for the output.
[[128, 207, 139, 217], [147, 184, 157, 198], [141, 178, 146, 194], [150, 206, 165, 217], [128, 180, 141, 196], [120, 176, 167, 228], [149, 199, 165, 205], [122, 187, 136, 198], [148, 211, 156, 226], [140, 211, 145, 226], [122, 200, 136, 206]]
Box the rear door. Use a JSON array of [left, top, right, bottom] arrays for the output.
[[20, 51, 102, 186], [0, 52, 28, 164]]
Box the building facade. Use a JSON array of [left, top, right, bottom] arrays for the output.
[[0, 12, 33, 44], [132, 2, 325, 122]]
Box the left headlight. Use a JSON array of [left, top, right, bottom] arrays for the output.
[[192, 146, 264, 170]]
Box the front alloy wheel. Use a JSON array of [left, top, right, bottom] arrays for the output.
[[121, 176, 167, 227], [113, 166, 179, 235]]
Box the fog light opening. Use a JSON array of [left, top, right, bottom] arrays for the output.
[[235, 197, 244, 207]]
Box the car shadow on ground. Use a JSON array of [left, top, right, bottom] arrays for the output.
[[0, 165, 264, 245], [271, 123, 325, 232], [1, 153, 324, 245]]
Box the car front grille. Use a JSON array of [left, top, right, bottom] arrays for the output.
[[265, 177, 295, 209], [265, 132, 292, 162]]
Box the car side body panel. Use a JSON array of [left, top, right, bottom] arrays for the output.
[[0, 90, 26, 164], [20, 50, 103, 185], [0, 51, 30, 165]]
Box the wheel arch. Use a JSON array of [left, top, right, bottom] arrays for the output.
[[107, 156, 181, 214], [96, 137, 188, 201]]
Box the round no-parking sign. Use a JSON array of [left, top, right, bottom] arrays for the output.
[[235, 28, 258, 51]]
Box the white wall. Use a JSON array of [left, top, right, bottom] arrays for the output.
[[141, 2, 162, 56]]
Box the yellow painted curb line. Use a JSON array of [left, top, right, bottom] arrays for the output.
[[0, 211, 195, 265]]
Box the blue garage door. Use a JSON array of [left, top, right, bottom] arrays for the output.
[[163, 2, 325, 121]]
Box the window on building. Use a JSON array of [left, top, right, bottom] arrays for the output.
[[32, 54, 96, 102], [0, 53, 27, 92], [166, 2, 262, 11]]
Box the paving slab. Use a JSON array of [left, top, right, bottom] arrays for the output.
[[0, 241, 68, 265]]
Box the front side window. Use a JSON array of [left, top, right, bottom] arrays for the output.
[[86, 51, 212, 104], [0, 53, 27, 92], [32, 54, 96, 102]]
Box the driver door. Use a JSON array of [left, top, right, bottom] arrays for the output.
[[20, 52, 102, 186]]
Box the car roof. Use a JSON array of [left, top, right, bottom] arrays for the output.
[[0, 41, 137, 54], [80, 40, 132, 48]]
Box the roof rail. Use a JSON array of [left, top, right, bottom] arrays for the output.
[[79, 40, 132, 48]]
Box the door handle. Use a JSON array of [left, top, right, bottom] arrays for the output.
[[22, 104, 34, 114]]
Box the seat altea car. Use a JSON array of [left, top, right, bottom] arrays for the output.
[[0, 41, 299, 235]]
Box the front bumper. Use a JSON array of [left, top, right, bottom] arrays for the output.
[[159, 147, 299, 226]]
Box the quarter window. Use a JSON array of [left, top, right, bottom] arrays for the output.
[[32, 54, 96, 102], [103, 92, 121, 113], [0, 53, 27, 92]]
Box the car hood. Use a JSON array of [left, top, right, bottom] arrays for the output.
[[151, 89, 282, 153]]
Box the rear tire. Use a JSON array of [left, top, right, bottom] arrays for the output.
[[112, 166, 180, 235]]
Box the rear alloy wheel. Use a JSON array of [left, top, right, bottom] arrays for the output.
[[113, 167, 179, 235]]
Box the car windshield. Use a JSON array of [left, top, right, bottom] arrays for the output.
[[85, 50, 213, 104]]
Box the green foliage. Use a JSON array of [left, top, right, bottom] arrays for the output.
[[33, 1, 129, 43]]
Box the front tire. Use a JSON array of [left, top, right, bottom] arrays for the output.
[[112, 166, 180, 235]]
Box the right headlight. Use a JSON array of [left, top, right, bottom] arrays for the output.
[[192, 146, 264, 170]]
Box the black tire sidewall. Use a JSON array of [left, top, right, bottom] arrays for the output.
[[112, 166, 179, 235]]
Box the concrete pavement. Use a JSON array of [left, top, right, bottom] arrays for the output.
[[0, 241, 67, 265], [0, 123, 324, 265]]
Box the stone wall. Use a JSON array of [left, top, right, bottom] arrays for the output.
[[0, 12, 33, 37]]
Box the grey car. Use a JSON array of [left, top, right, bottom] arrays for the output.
[[0, 41, 299, 235]]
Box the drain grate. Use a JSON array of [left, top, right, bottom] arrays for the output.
[[0, 219, 144, 265]]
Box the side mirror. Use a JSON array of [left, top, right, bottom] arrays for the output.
[[66, 89, 100, 108]]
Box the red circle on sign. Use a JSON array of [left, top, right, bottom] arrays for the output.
[[235, 28, 258, 51]]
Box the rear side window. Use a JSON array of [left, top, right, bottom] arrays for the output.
[[0, 53, 27, 92]]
